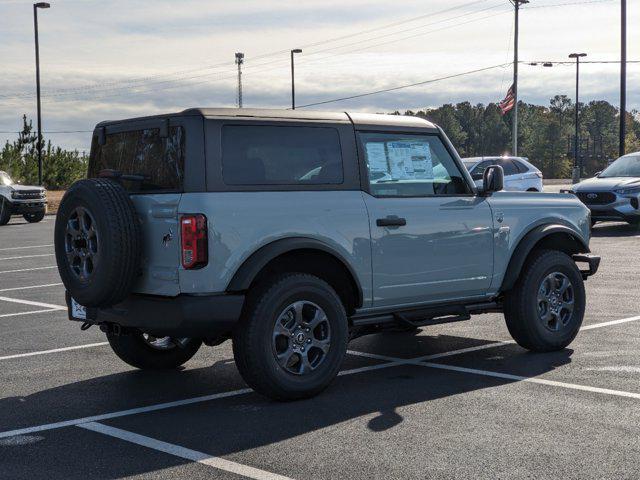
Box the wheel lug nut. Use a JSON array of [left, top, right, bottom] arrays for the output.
[[307, 339, 311, 343], [301, 347, 305, 352]]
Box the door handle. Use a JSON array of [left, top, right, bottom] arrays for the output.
[[376, 216, 407, 227]]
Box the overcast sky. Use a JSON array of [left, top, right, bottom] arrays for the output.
[[1, 0, 638, 151]]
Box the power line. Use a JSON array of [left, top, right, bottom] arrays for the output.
[[295, 62, 512, 108]]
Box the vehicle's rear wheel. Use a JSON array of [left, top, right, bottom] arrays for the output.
[[0, 198, 11, 226], [504, 249, 585, 352], [107, 332, 202, 370], [233, 274, 348, 401], [23, 211, 45, 223], [54, 178, 141, 307]]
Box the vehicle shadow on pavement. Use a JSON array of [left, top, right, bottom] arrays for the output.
[[0, 334, 572, 442]]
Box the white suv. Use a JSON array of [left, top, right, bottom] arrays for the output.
[[463, 156, 543, 192], [0, 170, 47, 225]]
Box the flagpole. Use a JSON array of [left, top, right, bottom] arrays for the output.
[[512, 0, 528, 156]]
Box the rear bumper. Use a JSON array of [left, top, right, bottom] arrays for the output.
[[66, 291, 245, 337]]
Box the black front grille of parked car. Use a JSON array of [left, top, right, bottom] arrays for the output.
[[576, 191, 616, 205], [14, 190, 45, 199]]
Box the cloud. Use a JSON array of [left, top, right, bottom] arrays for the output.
[[1, 0, 638, 151]]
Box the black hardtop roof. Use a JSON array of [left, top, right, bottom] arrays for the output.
[[95, 108, 437, 130]]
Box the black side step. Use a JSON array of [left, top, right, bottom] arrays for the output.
[[351, 301, 500, 328]]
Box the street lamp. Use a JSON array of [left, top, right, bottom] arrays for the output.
[[290, 49, 302, 110], [569, 52, 587, 184], [33, 2, 50, 186]]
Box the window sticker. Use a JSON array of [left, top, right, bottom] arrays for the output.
[[408, 142, 433, 179], [365, 142, 389, 174]]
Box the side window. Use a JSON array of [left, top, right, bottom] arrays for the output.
[[222, 125, 343, 186], [513, 160, 529, 173], [499, 159, 520, 176], [359, 132, 470, 197]]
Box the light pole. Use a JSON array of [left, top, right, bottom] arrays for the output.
[[235, 52, 244, 108], [33, 2, 50, 186], [620, 0, 627, 156], [290, 49, 302, 110], [511, 0, 529, 156], [569, 52, 587, 184]]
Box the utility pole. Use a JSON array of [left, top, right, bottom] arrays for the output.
[[512, 0, 528, 157], [290, 49, 302, 109], [619, 0, 627, 157], [569, 52, 587, 184], [33, 2, 50, 186], [235, 52, 244, 108]]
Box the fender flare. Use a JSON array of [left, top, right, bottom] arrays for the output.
[[227, 237, 364, 307], [500, 224, 590, 292]]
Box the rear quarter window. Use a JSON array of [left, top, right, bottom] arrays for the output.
[[221, 125, 343, 186], [88, 126, 185, 192]]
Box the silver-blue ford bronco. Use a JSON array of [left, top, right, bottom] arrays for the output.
[[55, 109, 600, 401]]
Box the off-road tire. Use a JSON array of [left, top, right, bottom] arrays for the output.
[[504, 249, 585, 352], [54, 178, 141, 307], [0, 198, 11, 226], [23, 211, 45, 223], [233, 274, 349, 401], [107, 333, 202, 370]]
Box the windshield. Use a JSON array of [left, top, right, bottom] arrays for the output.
[[600, 154, 640, 178], [0, 171, 13, 186]]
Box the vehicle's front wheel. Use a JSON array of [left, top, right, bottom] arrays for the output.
[[107, 332, 202, 369], [233, 274, 348, 401], [0, 198, 11, 226], [504, 249, 585, 352], [23, 211, 45, 223]]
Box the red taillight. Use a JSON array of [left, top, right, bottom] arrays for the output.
[[180, 214, 208, 269]]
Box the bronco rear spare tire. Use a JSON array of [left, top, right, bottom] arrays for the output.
[[54, 178, 141, 307]]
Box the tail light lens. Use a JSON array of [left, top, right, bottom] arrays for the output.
[[180, 214, 208, 269]]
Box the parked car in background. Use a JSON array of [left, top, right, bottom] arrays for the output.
[[571, 151, 640, 225], [462, 156, 543, 192], [0, 170, 47, 226]]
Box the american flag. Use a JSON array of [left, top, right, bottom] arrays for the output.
[[499, 84, 515, 115]]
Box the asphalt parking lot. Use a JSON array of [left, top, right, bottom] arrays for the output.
[[1, 214, 639, 479]]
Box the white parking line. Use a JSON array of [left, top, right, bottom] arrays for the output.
[[0, 313, 639, 439], [0, 308, 59, 319], [0, 244, 53, 251], [79, 422, 294, 480], [0, 266, 57, 274], [0, 295, 66, 310], [581, 315, 640, 330], [0, 253, 55, 261], [0, 342, 108, 361], [0, 283, 63, 293]]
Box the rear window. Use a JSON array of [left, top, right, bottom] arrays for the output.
[[88, 126, 185, 192], [221, 125, 343, 186]]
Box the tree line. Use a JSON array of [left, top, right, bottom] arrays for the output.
[[0, 115, 87, 189], [397, 95, 640, 178], [2, 98, 640, 189]]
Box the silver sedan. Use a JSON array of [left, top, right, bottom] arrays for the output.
[[571, 152, 640, 225]]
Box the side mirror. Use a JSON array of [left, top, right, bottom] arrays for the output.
[[482, 165, 504, 194]]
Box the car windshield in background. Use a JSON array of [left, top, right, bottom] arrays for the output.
[[600, 154, 640, 178], [463, 161, 479, 170], [0, 171, 13, 186], [88, 127, 185, 192]]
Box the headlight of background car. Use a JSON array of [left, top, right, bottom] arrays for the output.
[[11, 191, 18, 199], [614, 187, 640, 195]]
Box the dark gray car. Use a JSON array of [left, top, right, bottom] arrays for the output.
[[571, 152, 640, 225]]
